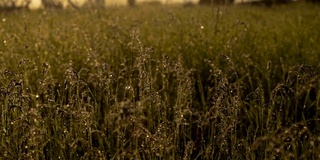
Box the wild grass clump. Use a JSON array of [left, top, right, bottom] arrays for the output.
[[0, 2, 320, 159]]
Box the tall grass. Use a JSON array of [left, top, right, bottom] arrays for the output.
[[0, 2, 320, 159]]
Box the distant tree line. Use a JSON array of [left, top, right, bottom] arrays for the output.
[[41, 0, 105, 9], [199, 0, 320, 5], [0, 0, 319, 11], [0, 0, 63, 10], [0, 0, 30, 11], [199, 0, 233, 5], [0, 0, 106, 10], [306, 0, 320, 3], [128, 0, 135, 6]]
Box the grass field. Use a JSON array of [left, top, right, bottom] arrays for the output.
[[0, 2, 320, 159]]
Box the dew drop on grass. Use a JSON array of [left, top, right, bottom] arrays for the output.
[[310, 141, 315, 146], [125, 86, 131, 90]]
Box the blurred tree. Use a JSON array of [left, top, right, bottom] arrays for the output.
[[128, 0, 135, 6], [92, 0, 105, 8], [41, 0, 83, 9], [199, 0, 234, 5], [199, 0, 297, 5], [0, 0, 31, 11], [306, 0, 320, 3], [41, 0, 63, 8], [0, 0, 83, 10], [81, 0, 105, 8]]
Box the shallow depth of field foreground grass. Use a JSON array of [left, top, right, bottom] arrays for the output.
[[0, 3, 320, 159]]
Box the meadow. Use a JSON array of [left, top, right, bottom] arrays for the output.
[[0, 2, 320, 159]]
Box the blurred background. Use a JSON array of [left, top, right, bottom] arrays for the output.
[[0, 0, 319, 11]]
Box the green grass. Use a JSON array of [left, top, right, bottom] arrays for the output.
[[0, 2, 320, 159]]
